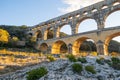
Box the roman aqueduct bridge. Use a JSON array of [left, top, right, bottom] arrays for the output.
[[27, 0, 120, 55]]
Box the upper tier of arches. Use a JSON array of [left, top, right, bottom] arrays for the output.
[[28, 0, 120, 41]]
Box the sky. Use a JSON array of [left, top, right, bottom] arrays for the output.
[[0, 0, 120, 42], [0, 0, 103, 26]]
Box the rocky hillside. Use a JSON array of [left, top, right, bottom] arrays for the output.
[[0, 56, 120, 80], [39, 56, 120, 80]]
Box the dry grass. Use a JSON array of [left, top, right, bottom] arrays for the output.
[[0, 48, 46, 74]]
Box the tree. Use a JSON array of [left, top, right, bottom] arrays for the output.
[[0, 29, 9, 43], [0, 29, 9, 47]]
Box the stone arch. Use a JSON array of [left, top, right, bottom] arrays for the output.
[[104, 32, 120, 55], [104, 9, 120, 28], [40, 43, 48, 53], [76, 18, 97, 33], [44, 27, 54, 40], [72, 37, 97, 55], [35, 30, 42, 41], [52, 40, 68, 54], [56, 24, 72, 38]]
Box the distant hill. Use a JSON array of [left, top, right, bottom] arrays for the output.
[[80, 40, 120, 53], [47, 30, 68, 39], [108, 40, 120, 53]]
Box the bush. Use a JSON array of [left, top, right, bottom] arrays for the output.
[[111, 63, 120, 70], [104, 59, 112, 66], [111, 57, 120, 70], [72, 63, 83, 73], [47, 55, 56, 62], [85, 65, 96, 74], [77, 57, 87, 63], [27, 67, 48, 80], [111, 57, 120, 64], [66, 54, 77, 62], [96, 57, 105, 65], [90, 52, 97, 56], [96, 59, 103, 65]]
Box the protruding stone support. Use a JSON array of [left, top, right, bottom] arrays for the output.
[[96, 15, 105, 30], [70, 21, 78, 35], [68, 44, 72, 54], [97, 21, 105, 30], [55, 27, 60, 38], [48, 46, 52, 54], [72, 27, 77, 35], [53, 26, 61, 39], [96, 40, 104, 55], [43, 32, 47, 40], [43, 28, 48, 40]]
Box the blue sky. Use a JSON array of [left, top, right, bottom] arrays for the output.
[[0, 0, 103, 26], [0, 0, 65, 26], [0, 0, 120, 42]]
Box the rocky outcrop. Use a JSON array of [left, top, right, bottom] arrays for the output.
[[0, 56, 120, 80], [39, 57, 120, 80]]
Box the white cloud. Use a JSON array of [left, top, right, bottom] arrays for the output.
[[59, 0, 103, 13]]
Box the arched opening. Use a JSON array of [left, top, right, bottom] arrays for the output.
[[105, 10, 120, 28], [52, 40, 68, 54], [113, 1, 120, 6], [72, 37, 97, 56], [40, 43, 48, 53], [80, 40, 96, 52], [104, 32, 120, 55], [45, 27, 54, 40], [29, 33, 33, 36], [77, 18, 97, 33], [57, 24, 72, 38], [27, 33, 33, 39], [35, 30, 42, 41]]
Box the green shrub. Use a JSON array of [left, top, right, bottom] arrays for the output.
[[27, 67, 48, 80], [85, 65, 96, 74], [104, 59, 112, 66], [111, 57, 120, 70], [47, 55, 56, 62], [72, 63, 83, 73], [77, 57, 87, 63], [96, 58, 104, 65], [66, 54, 77, 62], [96, 59, 102, 64], [111, 63, 120, 70], [111, 57, 120, 64]]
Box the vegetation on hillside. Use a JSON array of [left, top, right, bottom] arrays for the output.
[[27, 67, 48, 80], [0, 29, 9, 43], [80, 41, 97, 52], [0, 29, 10, 47], [108, 40, 120, 53], [0, 25, 27, 40]]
